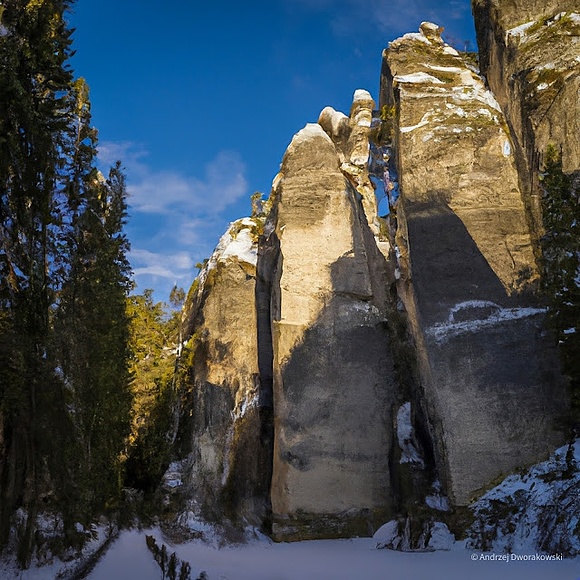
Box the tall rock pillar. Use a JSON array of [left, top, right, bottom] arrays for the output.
[[174, 218, 272, 527], [380, 23, 568, 505], [472, 1, 580, 237], [265, 96, 396, 540]]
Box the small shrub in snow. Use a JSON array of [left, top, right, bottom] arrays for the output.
[[145, 534, 199, 580]]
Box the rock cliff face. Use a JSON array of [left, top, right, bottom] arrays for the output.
[[472, 1, 580, 236], [380, 22, 567, 506], [267, 92, 395, 540], [172, 16, 572, 544], [174, 218, 271, 526]]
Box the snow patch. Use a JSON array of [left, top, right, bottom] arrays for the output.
[[374, 519, 455, 552], [445, 103, 468, 117], [506, 20, 536, 43], [425, 64, 463, 74], [448, 70, 503, 111], [426, 481, 450, 512], [395, 72, 444, 85], [231, 392, 258, 422], [373, 520, 400, 548], [220, 227, 258, 265], [176, 512, 220, 544], [428, 523, 455, 551], [391, 31, 432, 46], [199, 217, 260, 292], [319, 106, 349, 136], [397, 65, 502, 115], [447, 300, 500, 322], [397, 402, 424, 467], [290, 123, 334, 148], [428, 302, 546, 342], [353, 88, 373, 102]]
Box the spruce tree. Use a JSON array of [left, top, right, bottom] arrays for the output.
[[0, 0, 133, 564], [0, 0, 75, 564], [54, 160, 133, 520]]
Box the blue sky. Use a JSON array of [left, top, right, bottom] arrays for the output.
[[68, 0, 476, 302]]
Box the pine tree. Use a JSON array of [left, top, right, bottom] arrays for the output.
[[54, 160, 133, 519]]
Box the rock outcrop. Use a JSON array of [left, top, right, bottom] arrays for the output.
[[266, 92, 396, 540], [173, 218, 271, 526], [172, 17, 572, 546], [472, 1, 580, 236], [380, 23, 568, 505]]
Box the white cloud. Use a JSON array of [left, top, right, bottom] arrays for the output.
[[131, 249, 194, 278], [97, 143, 248, 215], [97, 142, 250, 299]]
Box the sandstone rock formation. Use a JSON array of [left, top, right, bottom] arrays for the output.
[[266, 100, 396, 540], [172, 17, 572, 545], [173, 218, 271, 525], [472, 1, 580, 236], [380, 23, 568, 505]]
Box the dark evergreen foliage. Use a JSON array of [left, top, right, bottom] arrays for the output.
[[125, 289, 184, 493], [0, 0, 133, 566], [540, 145, 580, 425]]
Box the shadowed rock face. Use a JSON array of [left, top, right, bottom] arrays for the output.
[[381, 23, 568, 505], [174, 96, 398, 540], [472, 0, 580, 236], [266, 117, 396, 540]]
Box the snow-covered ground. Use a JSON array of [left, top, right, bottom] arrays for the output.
[[82, 531, 580, 580], [0, 529, 580, 580], [4, 528, 579, 580], [4, 444, 580, 579]]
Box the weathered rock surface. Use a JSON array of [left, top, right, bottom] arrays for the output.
[[265, 114, 396, 540], [174, 218, 271, 526], [472, 1, 580, 235], [173, 15, 572, 546], [380, 24, 568, 505]]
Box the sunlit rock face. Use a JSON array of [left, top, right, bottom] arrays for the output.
[[174, 17, 571, 543], [380, 23, 567, 505], [472, 0, 580, 235], [175, 218, 271, 526], [265, 107, 396, 540]]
